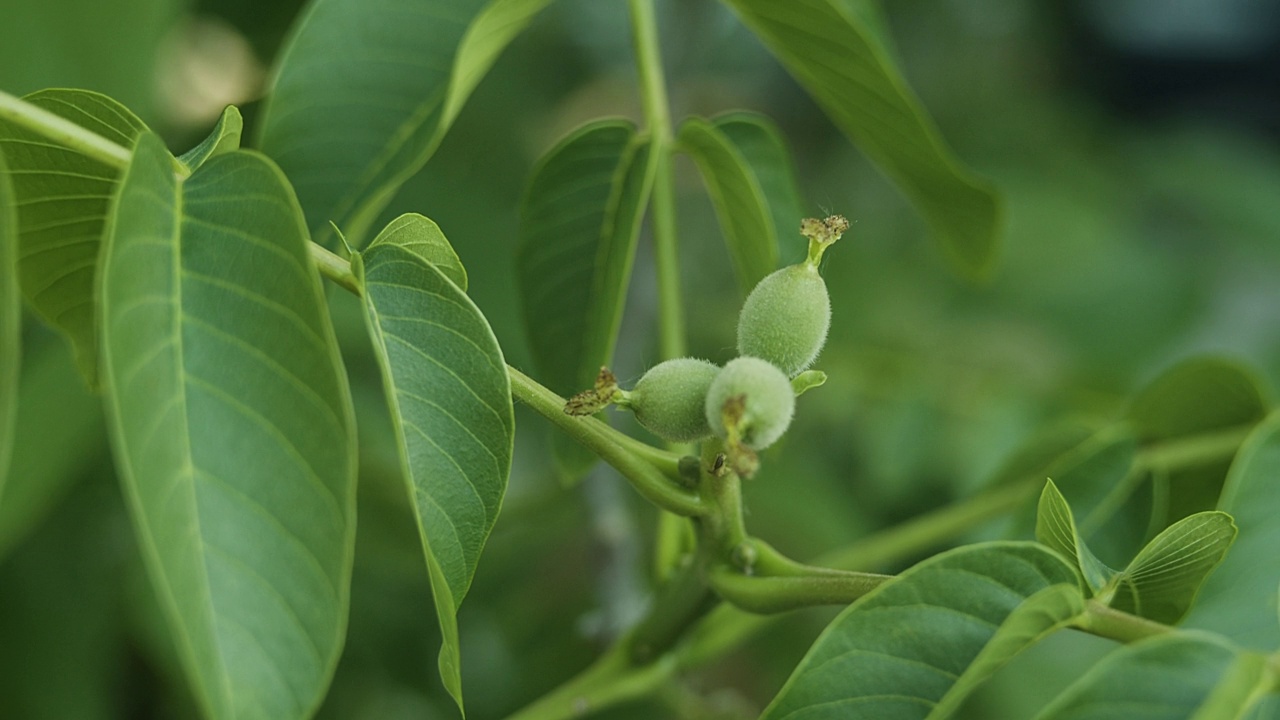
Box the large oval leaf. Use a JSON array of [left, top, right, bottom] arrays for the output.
[[356, 239, 513, 713], [100, 133, 357, 719], [1035, 633, 1272, 720], [762, 542, 1082, 719], [0, 88, 147, 385], [1185, 412, 1280, 651], [0, 152, 17, 499], [716, 0, 1001, 276], [677, 115, 778, 291], [258, 0, 555, 245]]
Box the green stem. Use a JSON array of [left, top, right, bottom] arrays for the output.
[[1078, 600, 1172, 643], [709, 565, 889, 615], [308, 243, 362, 297], [508, 366, 705, 517], [0, 89, 131, 169], [628, 0, 684, 360], [503, 643, 676, 720]]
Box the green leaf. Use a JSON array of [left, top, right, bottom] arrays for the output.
[[516, 120, 655, 398], [257, 0, 556, 245], [1036, 480, 1116, 594], [1110, 511, 1237, 625], [678, 115, 778, 291], [0, 88, 147, 386], [791, 369, 827, 396], [0, 152, 17, 498], [1034, 633, 1272, 720], [716, 0, 1001, 276], [712, 111, 806, 266], [355, 241, 514, 713], [99, 133, 357, 719], [1185, 412, 1280, 651], [1129, 357, 1269, 442], [367, 213, 467, 291], [762, 542, 1082, 719], [178, 105, 243, 171]]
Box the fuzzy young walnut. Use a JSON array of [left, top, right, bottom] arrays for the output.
[[705, 356, 796, 476], [736, 215, 848, 377], [565, 359, 720, 443]]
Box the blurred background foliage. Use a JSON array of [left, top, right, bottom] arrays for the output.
[[2, 0, 1280, 717]]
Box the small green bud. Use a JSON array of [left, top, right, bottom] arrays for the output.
[[628, 358, 721, 442], [705, 357, 795, 452], [736, 265, 830, 377]]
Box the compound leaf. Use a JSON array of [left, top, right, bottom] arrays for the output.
[[178, 105, 243, 171], [356, 241, 513, 713], [258, 0, 556, 245], [678, 115, 778, 290], [1185, 412, 1280, 651], [100, 133, 357, 719], [0, 88, 147, 386], [1035, 633, 1272, 720], [762, 542, 1081, 719], [1110, 511, 1237, 625], [716, 0, 1001, 276], [367, 213, 467, 291]]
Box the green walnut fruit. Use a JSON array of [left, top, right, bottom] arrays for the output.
[[705, 357, 795, 450], [736, 215, 849, 377], [736, 264, 830, 377], [627, 358, 721, 442]]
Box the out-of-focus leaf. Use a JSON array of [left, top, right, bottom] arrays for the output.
[[762, 542, 1081, 719], [1035, 480, 1116, 594], [0, 336, 106, 561], [0, 89, 147, 385], [678, 115, 777, 291], [1110, 512, 1236, 625], [356, 241, 513, 712], [516, 121, 654, 483], [712, 113, 804, 267], [367, 213, 467, 291], [716, 0, 1001, 276], [1129, 357, 1269, 442], [177, 105, 243, 171], [0, 152, 17, 497], [100, 134, 357, 719], [1185, 413, 1280, 651], [1034, 634, 1271, 720], [258, 0, 556, 245]]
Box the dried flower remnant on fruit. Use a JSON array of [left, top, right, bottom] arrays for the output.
[[705, 357, 795, 477], [801, 214, 849, 268], [564, 366, 621, 415]]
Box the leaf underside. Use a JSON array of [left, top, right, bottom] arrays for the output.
[[100, 133, 357, 720], [0, 88, 148, 385], [359, 241, 514, 712], [367, 212, 468, 291], [178, 105, 244, 171], [1110, 511, 1236, 625]]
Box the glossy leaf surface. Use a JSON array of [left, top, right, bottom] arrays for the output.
[[678, 115, 778, 291], [516, 119, 654, 398], [762, 542, 1080, 719], [717, 0, 1001, 276], [357, 241, 513, 712], [1035, 634, 1271, 720], [1185, 413, 1280, 650], [178, 105, 243, 171], [100, 134, 357, 719], [367, 212, 467, 291], [258, 0, 555, 244], [0, 88, 147, 384], [1110, 511, 1236, 625]]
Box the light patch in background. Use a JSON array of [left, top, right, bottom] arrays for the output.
[[155, 15, 264, 130]]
